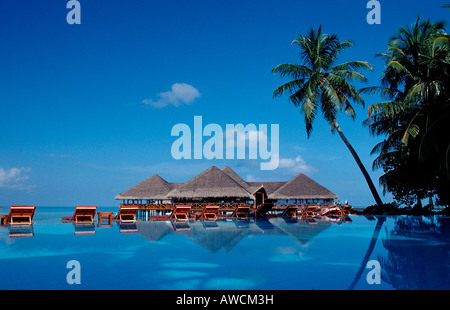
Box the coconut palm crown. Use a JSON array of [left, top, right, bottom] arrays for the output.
[[272, 26, 383, 206]]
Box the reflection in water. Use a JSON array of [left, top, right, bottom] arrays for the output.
[[349, 216, 386, 290], [73, 223, 96, 235], [380, 216, 450, 290], [117, 222, 138, 234], [136, 216, 342, 252], [350, 215, 450, 290], [8, 224, 35, 238], [1, 212, 449, 290]]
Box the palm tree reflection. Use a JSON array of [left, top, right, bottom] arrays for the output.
[[380, 216, 450, 289], [350, 215, 450, 290], [349, 216, 385, 290]]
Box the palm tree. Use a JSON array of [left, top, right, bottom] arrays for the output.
[[272, 26, 383, 206], [363, 18, 450, 206]]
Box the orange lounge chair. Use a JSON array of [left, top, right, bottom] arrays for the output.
[[342, 205, 352, 215], [114, 205, 138, 223], [62, 206, 97, 223], [199, 205, 220, 221], [6, 205, 36, 225], [317, 206, 342, 216], [301, 205, 318, 217], [218, 205, 250, 219], [281, 205, 298, 218], [234, 205, 250, 218], [169, 205, 191, 220], [150, 205, 191, 221]]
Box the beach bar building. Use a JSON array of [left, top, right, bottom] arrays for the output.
[[115, 166, 338, 215]]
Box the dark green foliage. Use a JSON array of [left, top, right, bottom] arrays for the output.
[[364, 18, 450, 206]]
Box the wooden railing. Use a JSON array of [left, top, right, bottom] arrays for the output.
[[121, 202, 337, 213], [121, 202, 252, 212]]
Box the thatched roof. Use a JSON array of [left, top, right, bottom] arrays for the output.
[[115, 166, 338, 201], [166, 166, 253, 199], [221, 166, 250, 190], [268, 173, 338, 200], [136, 221, 173, 241], [247, 181, 286, 196], [268, 217, 331, 245], [184, 221, 250, 252], [222, 166, 286, 196], [115, 174, 174, 200]]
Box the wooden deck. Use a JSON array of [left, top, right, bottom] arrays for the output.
[[123, 202, 349, 221], [122, 202, 252, 212]]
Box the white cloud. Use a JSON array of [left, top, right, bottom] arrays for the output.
[[276, 155, 315, 174], [225, 128, 266, 145], [0, 167, 32, 189], [142, 83, 201, 108], [245, 174, 260, 182], [224, 127, 268, 156]]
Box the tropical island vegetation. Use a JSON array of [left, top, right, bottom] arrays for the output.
[[272, 5, 449, 214]]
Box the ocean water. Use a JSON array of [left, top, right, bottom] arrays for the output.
[[0, 206, 448, 290]]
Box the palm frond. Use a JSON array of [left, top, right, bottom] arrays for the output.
[[332, 70, 368, 83], [273, 26, 373, 137], [271, 63, 312, 79], [332, 61, 373, 72], [401, 116, 421, 146], [272, 79, 306, 98], [360, 86, 402, 100], [386, 60, 416, 78]]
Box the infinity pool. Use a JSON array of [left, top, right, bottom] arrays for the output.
[[0, 207, 448, 290]]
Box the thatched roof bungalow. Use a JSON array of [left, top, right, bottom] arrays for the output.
[[115, 165, 338, 206], [268, 173, 338, 200], [167, 166, 253, 200], [115, 174, 176, 202]]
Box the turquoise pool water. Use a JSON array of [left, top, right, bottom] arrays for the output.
[[0, 206, 448, 290]]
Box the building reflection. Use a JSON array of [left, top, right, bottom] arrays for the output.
[[135, 216, 341, 252]]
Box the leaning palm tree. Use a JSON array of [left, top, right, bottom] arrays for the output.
[[272, 26, 383, 206]]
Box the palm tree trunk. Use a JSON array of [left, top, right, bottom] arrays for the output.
[[333, 120, 383, 206], [348, 216, 386, 289]]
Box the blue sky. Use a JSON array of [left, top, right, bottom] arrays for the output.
[[0, 0, 448, 207]]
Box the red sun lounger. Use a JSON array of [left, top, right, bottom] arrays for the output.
[[62, 206, 97, 223], [199, 205, 220, 221], [114, 205, 139, 223], [150, 205, 191, 221], [7, 205, 36, 225]]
